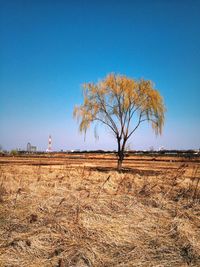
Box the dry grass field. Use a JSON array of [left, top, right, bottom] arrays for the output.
[[0, 153, 200, 267]]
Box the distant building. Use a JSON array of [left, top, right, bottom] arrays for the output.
[[149, 146, 154, 152], [70, 149, 81, 153], [46, 135, 52, 152], [27, 142, 31, 151], [30, 146, 37, 152], [27, 142, 37, 152]]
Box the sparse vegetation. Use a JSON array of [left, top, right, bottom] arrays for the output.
[[0, 154, 199, 266]]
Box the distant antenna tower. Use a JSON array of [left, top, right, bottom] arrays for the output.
[[47, 135, 52, 152]]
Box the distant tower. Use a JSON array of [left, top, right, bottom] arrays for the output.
[[27, 142, 31, 152], [47, 135, 52, 152]]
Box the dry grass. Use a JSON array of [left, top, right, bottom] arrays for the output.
[[0, 158, 200, 267]]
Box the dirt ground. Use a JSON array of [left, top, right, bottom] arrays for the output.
[[0, 154, 200, 267]]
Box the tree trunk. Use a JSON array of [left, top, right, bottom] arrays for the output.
[[117, 137, 122, 171], [117, 150, 124, 171], [117, 137, 126, 171], [117, 157, 123, 170]]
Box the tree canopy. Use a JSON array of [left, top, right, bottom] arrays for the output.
[[74, 73, 165, 169]]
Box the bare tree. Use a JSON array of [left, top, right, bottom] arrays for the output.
[[74, 73, 165, 170]]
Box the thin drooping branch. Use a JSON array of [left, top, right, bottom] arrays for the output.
[[94, 117, 118, 136], [96, 92, 119, 135], [129, 95, 149, 120], [127, 113, 145, 139], [115, 93, 124, 135]]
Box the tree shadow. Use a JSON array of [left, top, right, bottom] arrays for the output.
[[88, 166, 162, 176]]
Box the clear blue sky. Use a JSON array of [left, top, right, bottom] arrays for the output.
[[0, 0, 200, 151]]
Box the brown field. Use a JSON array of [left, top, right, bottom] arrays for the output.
[[0, 153, 200, 267]]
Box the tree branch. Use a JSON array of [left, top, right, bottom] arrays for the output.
[[94, 117, 118, 136], [96, 92, 119, 135], [127, 113, 146, 139]]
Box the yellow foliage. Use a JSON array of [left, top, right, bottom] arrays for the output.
[[74, 73, 165, 140]]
